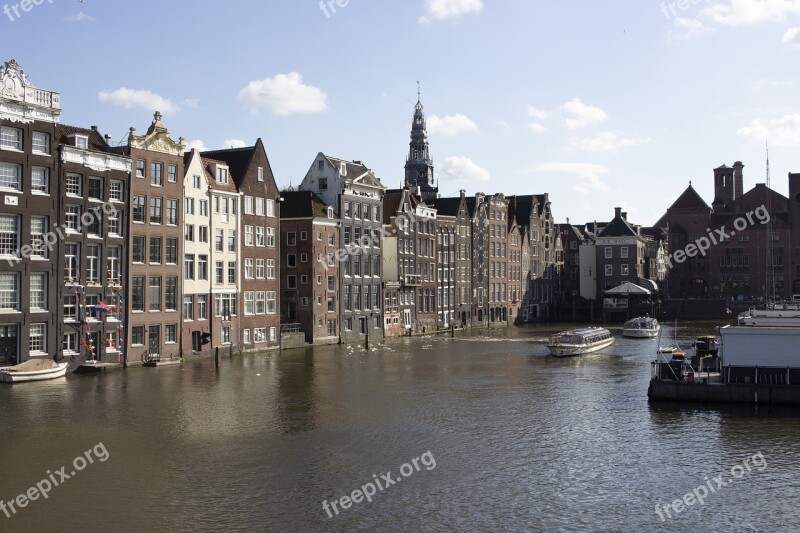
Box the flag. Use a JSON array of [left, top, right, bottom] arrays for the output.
[[94, 301, 113, 314]]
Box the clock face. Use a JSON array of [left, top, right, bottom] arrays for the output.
[[418, 169, 426, 179]]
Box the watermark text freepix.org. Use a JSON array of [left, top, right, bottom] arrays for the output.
[[3, 0, 53, 23], [655, 451, 767, 521], [660, 0, 712, 21], [1, 442, 110, 519], [665, 205, 770, 269], [319, 0, 348, 18], [322, 450, 436, 518]]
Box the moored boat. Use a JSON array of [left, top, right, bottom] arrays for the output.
[[0, 359, 68, 383], [547, 327, 614, 357], [622, 316, 660, 338]]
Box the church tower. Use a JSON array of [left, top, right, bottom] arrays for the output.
[[404, 87, 437, 201]]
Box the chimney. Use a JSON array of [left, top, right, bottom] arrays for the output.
[[621, 211, 627, 221], [733, 161, 745, 199], [614, 207, 622, 219], [104, 134, 112, 145]]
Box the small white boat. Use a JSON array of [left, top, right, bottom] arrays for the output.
[[623, 316, 661, 338], [547, 327, 614, 357], [657, 346, 679, 354], [0, 359, 68, 383]]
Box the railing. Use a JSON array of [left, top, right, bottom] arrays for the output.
[[281, 323, 301, 334]]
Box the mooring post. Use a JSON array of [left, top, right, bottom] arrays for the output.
[[365, 329, 370, 350], [215, 347, 219, 368]]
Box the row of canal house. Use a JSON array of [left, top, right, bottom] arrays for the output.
[[0, 58, 565, 365]]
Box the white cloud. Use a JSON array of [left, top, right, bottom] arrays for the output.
[[569, 131, 650, 152], [738, 115, 800, 146], [783, 26, 800, 47], [420, 0, 483, 23], [98, 88, 179, 114], [65, 11, 96, 22], [529, 123, 548, 134], [185, 139, 209, 152], [530, 162, 610, 194], [427, 114, 478, 136], [701, 0, 800, 26], [238, 72, 328, 116], [180, 98, 201, 109], [526, 105, 549, 120], [223, 139, 247, 149], [561, 98, 607, 129], [751, 78, 794, 90], [668, 18, 715, 42], [439, 156, 490, 182]]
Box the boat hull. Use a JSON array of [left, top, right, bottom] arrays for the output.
[[0, 363, 68, 383], [547, 337, 615, 357], [623, 327, 660, 338]]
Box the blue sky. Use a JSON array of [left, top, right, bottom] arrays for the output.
[[4, 0, 800, 225]]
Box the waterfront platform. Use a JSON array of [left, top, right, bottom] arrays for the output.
[[649, 379, 800, 405], [142, 359, 182, 368], [74, 362, 123, 374]]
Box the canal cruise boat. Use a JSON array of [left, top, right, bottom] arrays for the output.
[[622, 316, 661, 338], [547, 328, 614, 357]]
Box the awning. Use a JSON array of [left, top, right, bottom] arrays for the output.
[[604, 282, 651, 295], [638, 279, 658, 293]]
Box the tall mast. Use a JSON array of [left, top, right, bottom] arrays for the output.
[[766, 141, 776, 303]]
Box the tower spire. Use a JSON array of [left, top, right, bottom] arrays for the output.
[[404, 85, 436, 200]]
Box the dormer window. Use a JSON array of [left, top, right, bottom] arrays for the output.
[[340, 162, 347, 176], [327, 206, 334, 219], [74, 135, 89, 149], [215, 165, 229, 184]]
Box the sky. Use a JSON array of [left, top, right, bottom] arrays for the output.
[[4, 0, 800, 226]]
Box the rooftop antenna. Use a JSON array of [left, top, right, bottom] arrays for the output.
[[417, 80, 421, 102]]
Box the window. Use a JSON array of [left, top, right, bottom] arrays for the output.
[[328, 233, 335, 246], [318, 177, 328, 190], [256, 198, 265, 216], [245, 258, 254, 279], [88, 177, 103, 200], [133, 195, 146, 223], [199, 200, 208, 216], [258, 167, 264, 181], [86, 245, 101, 283], [316, 231, 322, 241], [63, 333, 78, 354], [228, 262, 236, 284], [245, 226, 254, 246], [214, 294, 237, 318], [166, 324, 177, 343], [266, 259, 275, 279], [108, 212, 121, 236], [215, 262, 224, 284], [199, 226, 208, 243], [198, 255, 208, 281], [166, 238, 178, 264], [132, 326, 144, 346], [197, 295, 207, 320], [243, 329, 251, 344], [132, 236, 145, 263], [255, 227, 264, 247], [287, 275, 297, 289], [252, 291, 264, 315], [621, 264, 629, 276], [215, 229, 224, 252], [221, 327, 230, 344], [0, 127, 22, 150], [165, 277, 178, 311], [327, 276, 335, 291], [228, 230, 236, 252], [267, 199, 276, 217], [604, 264, 613, 276], [136, 159, 145, 178], [266, 291, 277, 314], [256, 259, 265, 279], [193, 175, 201, 189], [86, 209, 101, 237], [131, 277, 144, 311], [0, 163, 21, 192], [0, 273, 19, 310], [185, 224, 194, 242], [150, 237, 162, 264], [216, 166, 229, 184], [29, 324, 46, 355], [168, 164, 178, 183], [244, 291, 255, 315], [107, 247, 121, 282], [65, 173, 82, 196], [149, 277, 162, 311], [167, 199, 178, 225], [287, 254, 296, 268], [254, 328, 266, 343], [184, 255, 195, 280], [30, 217, 47, 258], [31, 167, 49, 194], [287, 232, 297, 246], [604, 247, 612, 259], [150, 197, 163, 224], [270, 327, 277, 342], [185, 198, 195, 215], [151, 162, 164, 186], [267, 228, 276, 247], [65, 243, 79, 281], [301, 253, 308, 263], [245, 196, 254, 214], [0, 215, 18, 257], [620, 247, 629, 259]]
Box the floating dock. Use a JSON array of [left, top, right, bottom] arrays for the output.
[[648, 380, 800, 406]]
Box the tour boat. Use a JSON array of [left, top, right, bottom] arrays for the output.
[[547, 328, 614, 357], [622, 316, 661, 338], [0, 359, 69, 383]]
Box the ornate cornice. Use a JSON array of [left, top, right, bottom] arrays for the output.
[[0, 59, 61, 124], [62, 146, 131, 173]]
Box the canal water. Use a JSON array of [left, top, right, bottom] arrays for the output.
[[1, 322, 798, 532]]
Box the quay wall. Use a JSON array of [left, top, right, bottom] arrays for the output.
[[648, 381, 800, 405]]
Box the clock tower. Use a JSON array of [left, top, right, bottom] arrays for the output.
[[404, 87, 437, 201]]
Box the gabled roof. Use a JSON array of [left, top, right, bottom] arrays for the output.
[[201, 157, 239, 193], [507, 195, 536, 228], [324, 155, 371, 180], [57, 124, 111, 153], [428, 196, 463, 217], [597, 216, 637, 238], [668, 184, 710, 211], [382, 188, 419, 224], [280, 190, 330, 219], [201, 140, 267, 188]]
